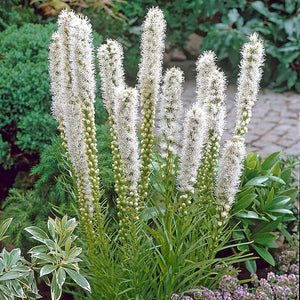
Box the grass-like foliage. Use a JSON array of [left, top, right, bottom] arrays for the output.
[[44, 7, 268, 299]]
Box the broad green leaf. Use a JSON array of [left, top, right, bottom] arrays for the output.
[[233, 193, 257, 213], [281, 168, 292, 183], [40, 265, 57, 277], [252, 232, 278, 246], [244, 176, 269, 186], [251, 1, 270, 17], [285, 0, 295, 13], [278, 188, 298, 199], [245, 260, 257, 273], [253, 219, 280, 235], [287, 71, 297, 89], [228, 9, 239, 24], [267, 196, 291, 209], [261, 152, 280, 170], [64, 268, 91, 293], [270, 161, 280, 176], [25, 226, 49, 243], [265, 188, 274, 209], [28, 245, 48, 254], [236, 211, 260, 219], [252, 244, 275, 266]]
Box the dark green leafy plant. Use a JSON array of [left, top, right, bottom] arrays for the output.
[[200, 0, 300, 91], [232, 152, 299, 272]]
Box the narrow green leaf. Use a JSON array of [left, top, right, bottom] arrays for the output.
[[40, 265, 57, 277], [0, 218, 12, 240], [51, 272, 62, 300], [56, 268, 66, 289], [268, 208, 293, 214], [233, 194, 257, 213], [252, 244, 275, 266], [64, 268, 91, 293], [244, 176, 269, 186], [0, 271, 22, 281], [25, 226, 49, 243]]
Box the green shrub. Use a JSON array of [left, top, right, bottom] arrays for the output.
[[0, 23, 58, 169], [199, 0, 300, 91]]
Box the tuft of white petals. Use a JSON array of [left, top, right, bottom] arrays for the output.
[[196, 51, 217, 105], [178, 104, 205, 194], [114, 87, 140, 195], [235, 33, 265, 136], [159, 67, 184, 157], [215, 136, 246, 212], [97, 40, 125, 115], [138, 7, 166, 119]]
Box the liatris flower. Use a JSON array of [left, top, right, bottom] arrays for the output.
[[97, 40, 125, 116], [115, 87, 140, 197], [195, 50, 217, 105], [159, 67, 184, 159], [196, 69, 226, 201], [138, 7, 166, 200], [178, 104, 205, 212], [114, 87, 140, 239], [215, 136, 246, 223], [49, 10, 100, 243], [98, 40, 128, 221], [234, 33, 265, 137]]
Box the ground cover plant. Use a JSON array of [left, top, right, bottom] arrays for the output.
[[0, 6, 299, 300]]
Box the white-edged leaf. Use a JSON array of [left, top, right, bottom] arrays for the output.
[[64, 268, 91, 293], [40, 265, 57, 277], [25, 226, 49, 243]]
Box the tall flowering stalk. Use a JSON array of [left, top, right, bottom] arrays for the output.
[[114, 87, 140, 238], [97, 40, 128, 232], [178, 104, 205, 213], [216, 33, 264, 223], [138, 7, 166, 201], [49, 10, 101, 246], [196, 68, 226, 201], [234, 33, 265, 137], [159, 67, 184, 204]]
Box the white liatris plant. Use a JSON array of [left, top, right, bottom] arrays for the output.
[[196, 67, 226, 201], [138, 7, 166, 201], [215, 33, 265, 223], [49, 10, 101, 246], [178, 104, 205, 212], [114, 87, 140, 237]]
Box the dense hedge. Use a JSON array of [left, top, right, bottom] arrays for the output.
[[0, 23, 58, 169]]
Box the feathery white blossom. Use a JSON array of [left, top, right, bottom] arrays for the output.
[[235, 33, 265, 136], [178, 104, 205, 194], [159, 67, 184, 158], [49, 11, 100, 236], [196, 51, 217, 105], [197, 68, 226, 198], [114, 87, 140, 195], [215, 136, 246, 219], [97, 40, 125, 115], [138, 7, 166, 199]]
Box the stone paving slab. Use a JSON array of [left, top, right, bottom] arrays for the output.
[[180, 80, 300, 158]]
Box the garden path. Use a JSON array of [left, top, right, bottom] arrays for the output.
[[166, 61, 300, 159]]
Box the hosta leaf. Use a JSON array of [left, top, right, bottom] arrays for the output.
[[64, 268, 91, 293]]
